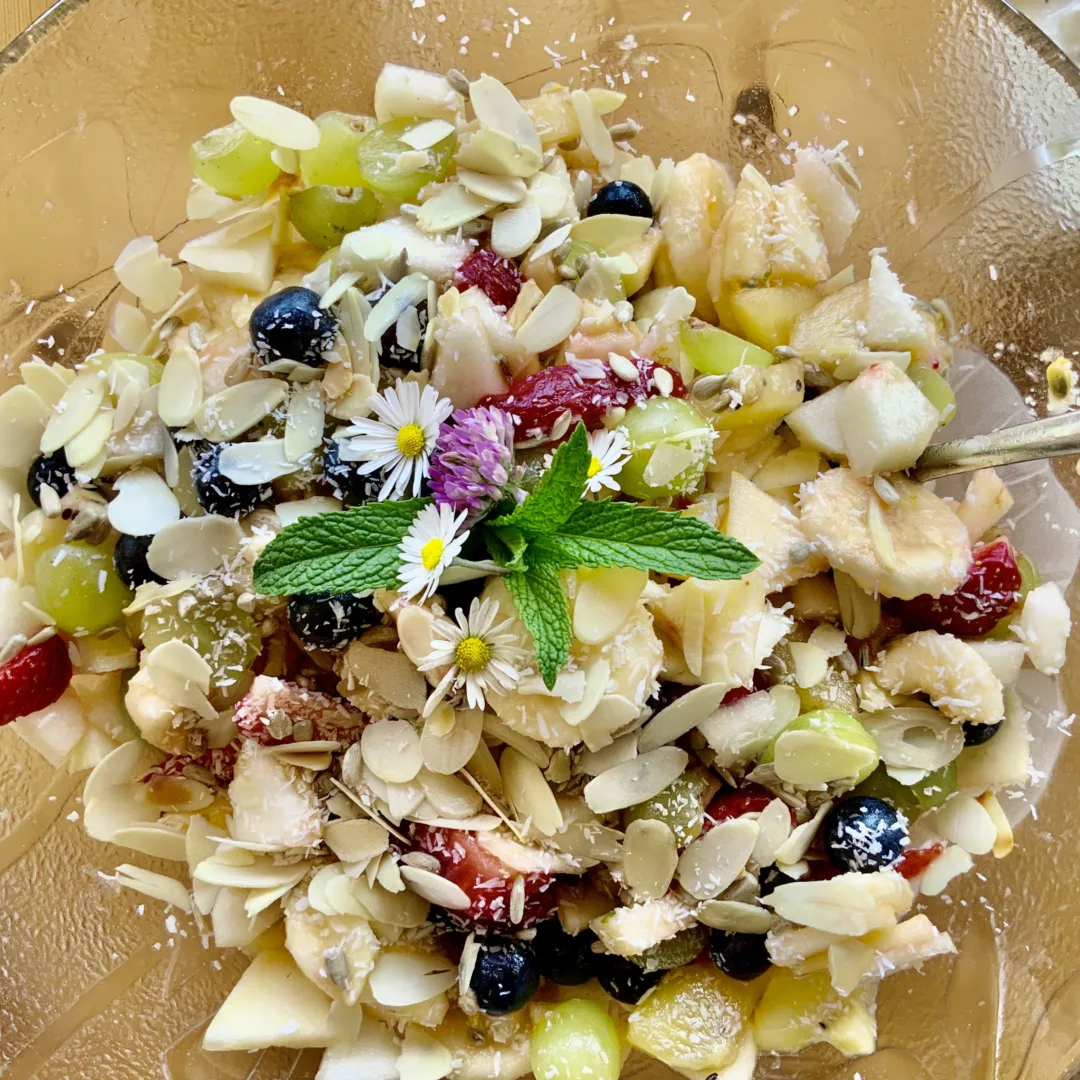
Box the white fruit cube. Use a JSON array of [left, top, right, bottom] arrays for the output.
[[864, 254, 929, 350], [837, 362, 938, 475], [769, 183, 830, 286], [785, 384, 848, 459], [792, 147, 860, 255], [1012, 582, 1071, 674]]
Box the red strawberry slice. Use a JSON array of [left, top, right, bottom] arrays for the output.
[[890, 538, 1021, 638], [479, 357, 686, 442], [145, 744, 241, 787], [454, 248, 524, 310], [895, 842, 945, 881], [411, 823, 558, 930], [234, 674, 364, 746], [0, 634, 72, 727], [703, 783, 796, 831]]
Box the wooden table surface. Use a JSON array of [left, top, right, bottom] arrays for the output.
[[2, 0, 52, 49]]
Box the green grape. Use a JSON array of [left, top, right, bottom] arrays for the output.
[[623, 772, 708, 849], [288, 185, 378, 248], [627, 925, 707, 973], [797, 663, 860, 715], [989, 551, 1038, 640], [141, 592, 260, 691], [679, 318, 774, 374], [35, 542, 133, 635], [618, 397, 714, 500], [531, 1000, 622, 1080], [355, 117, 456, 203], [855, 761, 957, 817], [299, 111, 372, 187], [909, 365, 956, 427], [762, 708, 879, 786], [191, 121, 281, 198]]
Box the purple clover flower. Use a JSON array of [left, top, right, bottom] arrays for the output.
[[428, 406, 517, 522]]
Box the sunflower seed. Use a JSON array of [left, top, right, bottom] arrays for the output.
[[695, 899, 773, 934]]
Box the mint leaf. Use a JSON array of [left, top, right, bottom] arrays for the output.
[[506, 559, 571, 689], [490, 422, 589, 534], [253, 500, 428, 595], [487, 525, 529, 570], [533, 500, 760, 580]]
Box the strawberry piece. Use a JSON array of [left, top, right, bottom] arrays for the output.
[[454, 248, 524, 310], [895, 842, 945, 881], [703, 784, 795, 831], [145, 744, 240, 786], [234, 674, 364, 746], [0, 634, 72, 727], [890, 538, 1021, 638], [479, 357, 686, 441], [411, 824, 558, 930]]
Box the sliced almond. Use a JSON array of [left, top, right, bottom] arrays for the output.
[[158, 343, 204, 427], [491, 203, 543, 260], [84, 739, 163, 803], [109, 302, 152, 353], [529, 171, 574, 220], [622, 818, 677, 901], [146, 515, 244, 579], [924, 794, 996, 856], [417, 186, 496, 234], [789, 642, 829, 688], [515, 284, 583, 353], [774, 800, 833, 867], [400, 118, 456, 150], [697, 690, 779, 769], [218, 438, 302, 485], [193, 378, 288, 442], [582, 746, 688, 815], [230, 95, 320, 150], [761, 871, 913, 936], [368, 949, 457, 1007], [114, 236, 183, 313], [977, 791, 1014, 858], [482, 715, 551, 768], [110, 823, 187, 862], [677, 818, 760, 901], [41, 370, 107, 454], [559, 658, 610, 727], [361, 719, 423, 784], [470, 74, 542, 155], [146, 639, 215, 720], [64, 409, 113, 466], [573, 566, 648, 647], [107, 468, 181, 536], [364, 273, 429, 343], [457, 168, 527, 204], [918, 845, 973, 896], [0, 386, 50, 469], [571, 213, 650, 251], [193, 854, 311, 890], [421, 704, 484, 775], [751, 798, 794, 869], [500, 746, 563, 837], [639, 681, 729, 753], [456, 127, 543, 178], [84, 782, 159, 842], [696, 899, 773, 934], [569, 89, 615, 166], [400, 865, 472, 911], [324, 819, 390, 864], [418, 768, 483, 818], [275, 496, 342, 527], [114, 864, 192, 913]]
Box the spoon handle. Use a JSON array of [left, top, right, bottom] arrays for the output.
[[911, 413, 1080, 481]]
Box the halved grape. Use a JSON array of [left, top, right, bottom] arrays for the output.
[[190, 121, 281, 198], [531, 1000, 622, 1080], [288, 185, 378, 248], [909, 365, 956, 427], [679, 318, 774, 374], [35, 542, 133, 635], [618, 396, 714, 500], [988, 551, 1038, 640], [299, 111, 372, 187], [81, 352, 165, 384], [796, 663, 860, 715], [623, 772, 709, 848], [855, 761, 957, 816], [141, 592, 260, 691], [355, 117, 456, 202]]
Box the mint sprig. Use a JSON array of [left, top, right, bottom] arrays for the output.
[[506, 557, 573, 687], [253, 499, 428, 595]]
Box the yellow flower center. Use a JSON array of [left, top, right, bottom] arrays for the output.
[[455, 635, 491, 673], [587, 455, 603, 478], [420, 537, 445, 571], [396, 423, 426, 458]]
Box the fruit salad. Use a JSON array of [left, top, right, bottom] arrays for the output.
[[0, 62, 1072, 1080]]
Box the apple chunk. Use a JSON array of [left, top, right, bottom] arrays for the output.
[[837, 362, 938, 475], [785, 384, 848, 460]]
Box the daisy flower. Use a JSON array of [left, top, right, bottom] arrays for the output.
[[418, 596, 526, 715], [543, 426, 631, 494], [398, 503, 470, 602], [338, 379, 453, 501]]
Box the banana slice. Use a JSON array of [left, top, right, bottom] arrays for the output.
[[284, 899, 379, 1005], [799, 467, 971, 600], [876, 630, 1005, 726]]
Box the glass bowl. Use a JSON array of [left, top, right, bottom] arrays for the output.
[[2, 0, 1080, 1077]]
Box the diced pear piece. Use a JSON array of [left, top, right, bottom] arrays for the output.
[[229, 741, 325, 848], [317, 1021, 402, 1080], [659, 153, 735, 320], [752, 968, 840, 1053], [823, 997, 878, 1056], [285, 900, 379, 1005], [769, 184, 830, 286], [614, 226, 663, 297], [1012, 582, 1071, 674], [954, 468, 1013, 542], [784, 384, 848, 459], [188, 228, 276, 295], [730, 285, 819, 349], [837, 362, 939, 476], [680, 318, 773, 374], [789, 281, 867, 367], [864, 255, 930, 351], [956, 690, 1031, 792], [340, 217, 471, 282], [710, 358, 805, 433], [203, 950, 336, 1051], [725, 472, 827, 592], [792, 147, 860, 255], [719, 164, 772, 284]]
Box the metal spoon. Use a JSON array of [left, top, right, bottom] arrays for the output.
[[911, 413, 1080, 481]]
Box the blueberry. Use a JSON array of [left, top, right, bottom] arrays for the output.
[[470, 936, 540, 1014], [192, 444, 267, 517], [963, 720, 1001, 746], [708, 929, 771, 982], [758, 864, 794, 898], [367, 285, 427, 371], [587, 180, 653, 220], [323, 438, 382, 507], [113, 534, 165, 590], [287, 592, 379, 649], [27, 452, 79, 507], [533, 921, 595, 986], [437, 575, 489, 615], [594, 952, 661, 1004], [822, 795, 908, 873], [250, 286, 338, 366]]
